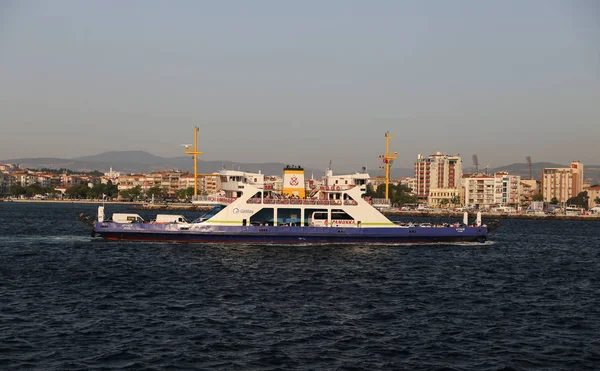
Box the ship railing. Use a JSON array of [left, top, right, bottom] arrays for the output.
[[193, 196, 237, 204], [370, 198, 391, 205], [248, 198, 359, 206]]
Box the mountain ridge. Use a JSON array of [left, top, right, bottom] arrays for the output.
[[2, 151, 599, 183]]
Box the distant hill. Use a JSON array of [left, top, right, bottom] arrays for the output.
[[73, 150, 167, 165], [1, 151, 328, 176], [3, 152, 598, 184]]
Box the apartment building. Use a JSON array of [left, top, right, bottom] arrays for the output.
[[178, 173, 220, 195], [117, 174, 148, 192], [414, 152, 462, 200], [520, 179, 539, 204], [585, 185, 600, 209], [493, 172, 521, 206], [463, 174, 495, 209], [0, 173, 14, 196], [12, 172, 36, 186], [541, 161, 584, 203]]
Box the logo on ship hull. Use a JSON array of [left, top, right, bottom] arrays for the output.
[[233, 208, 254, 215]]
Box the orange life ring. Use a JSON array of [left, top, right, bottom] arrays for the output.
[[336, 186, 340, 191], [209, 197, 214, 201]]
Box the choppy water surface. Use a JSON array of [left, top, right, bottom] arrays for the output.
[[1, 203, 599, 370]]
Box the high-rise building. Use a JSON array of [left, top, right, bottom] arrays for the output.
[[414, 152, 462, 200], [541, 161, 584, 203]]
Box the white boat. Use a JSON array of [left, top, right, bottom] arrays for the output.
[[81, 165, 495, 244]]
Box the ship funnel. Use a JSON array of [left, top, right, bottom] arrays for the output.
[[463, 212, 468, 225], [282, 165, 305, 198], [98, 206, 105, 223], [476, 211, 482, 227]]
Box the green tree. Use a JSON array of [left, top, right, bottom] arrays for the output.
[[550, 197, 559, 205], [175, 188, 188, 200], [185, 187, 195, 198], [532, 193, 544, 201], [450, 195, 461, 206], [595, 196, 600, 205], [24, 183, 44, 197], [8, 184, 25, 197], [66, 184, 90, 199], [365, 184, 373, 197], [146, 186, 166, 199], [104, 181, 119, 198], [120, 185, 143, 200], [566, 191, 589, 210], [88, 183, 108, 199]]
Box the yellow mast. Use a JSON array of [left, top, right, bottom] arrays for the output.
[[379, 131, 398, 200], [184, 126, 204, 198]]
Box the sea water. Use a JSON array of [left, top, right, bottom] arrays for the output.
[[1, 202, 599, 370]]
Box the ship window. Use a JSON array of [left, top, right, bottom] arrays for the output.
[[313, 212, 328, 220]]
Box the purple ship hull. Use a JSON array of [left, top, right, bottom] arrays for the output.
[[93, 222, 488, 244]]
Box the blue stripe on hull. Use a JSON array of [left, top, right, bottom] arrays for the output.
[[98, 233, 483, 244], [94, 224, 487, 244]]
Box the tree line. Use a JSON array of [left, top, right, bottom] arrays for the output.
[[365, 183, 418, 206], [7, 181, 198, 201]]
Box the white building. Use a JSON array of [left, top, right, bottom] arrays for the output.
[[493, 172, 521, 206], [463, 174, 495, 209]]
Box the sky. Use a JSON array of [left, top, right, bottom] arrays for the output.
[[1, 0, 599, 171]]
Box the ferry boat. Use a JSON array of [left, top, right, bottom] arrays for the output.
[[79, 166, 497, 244]]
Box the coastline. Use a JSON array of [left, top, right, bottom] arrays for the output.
[[4, 199, 599, 221], [2, 199, 138, 205]]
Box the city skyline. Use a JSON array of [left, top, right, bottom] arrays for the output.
[[1, 1, 599, 169]]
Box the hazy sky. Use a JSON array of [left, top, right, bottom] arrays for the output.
[[1, 0, 599, 170]]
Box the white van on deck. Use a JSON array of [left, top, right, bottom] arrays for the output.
[[154, 214, 189, 224], [112, 213, 145, 223]]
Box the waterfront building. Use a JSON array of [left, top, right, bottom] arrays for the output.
[[12, 172, 36, 187], [584, 185, 600, 209], [414, 152, 462, 201], [493, 172, 521, 207], [35, 174, 52, 188], [0, 173, 15, 196], [117, 174, 148, 192], [541, 161, 584, 203], [60, 174, 87, 187], [519, 179, 540, 204], [427, 187, 464, 208], [463, 174, 495, 209]]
